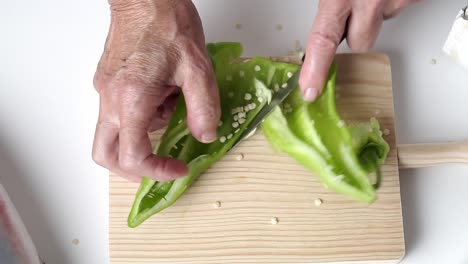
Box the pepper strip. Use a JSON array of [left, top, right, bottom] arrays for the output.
[[262, 64, 389, 203], [128, 43, 300, 227]]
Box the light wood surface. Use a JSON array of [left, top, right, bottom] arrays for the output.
[[109, 53, 405, 264], [398, 141, 468, 169]]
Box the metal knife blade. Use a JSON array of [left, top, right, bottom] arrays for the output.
[[231, 66, 301, 149]]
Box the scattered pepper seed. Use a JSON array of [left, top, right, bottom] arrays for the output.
[[254, 65, 261, 72], [258, 97, 264, 103], [219, 136, 227, 143], [72, 239, 80, 246], [281, 83, 288, 89], [287, 72, 293, 78], [244, 93, 252, 100], [274, 83, 280, 92], [383, 129, 391, 136], [227, 133, 233, 139], [238, 118, 246, 124], [314, 198, 323, 207], [234, 128, 241, 134], [213, 201, 222, 208], [337, 120, 345, 127], [239, 71, 245, 77], [232, 122, 239, 128], [228, 92, 234, 98], [233, 115, 239, 121], [270, 217, 279, 225], [218, 121, 223, 127], [226, 75, 233, 81], [236, 153, 244, 161], [177, 120, 182, 124]]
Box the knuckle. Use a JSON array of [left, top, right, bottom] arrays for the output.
[[202, 104, 220, 121], [118, 153, 138, 172], [92, 148, 111, 168], [310, 31, 340, 51], [93, 72, 111, 93], [153, 158, 174, 181], [181, 43, 213, 75]]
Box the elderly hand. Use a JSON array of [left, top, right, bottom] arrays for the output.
[[300, 0, 420, 101], [92, 0, 220, 182]]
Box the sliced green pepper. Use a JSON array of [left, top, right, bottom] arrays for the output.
[[261, 64, 389, 203], [128, 42, 300, 228], [128, 42, 390, 227]]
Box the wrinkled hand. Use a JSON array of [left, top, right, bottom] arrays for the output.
[[92, 0, 220, 182], [300, 0, 421, 101]]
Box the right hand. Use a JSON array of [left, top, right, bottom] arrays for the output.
[[92, 0, 220, 182], [299, 0, 421, 102]]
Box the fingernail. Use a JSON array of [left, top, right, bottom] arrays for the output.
[[304, 88, 319, 102], [200, 131, 217, 143]]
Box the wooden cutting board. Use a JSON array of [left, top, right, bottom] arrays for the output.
[[109, 53, 405, 264]]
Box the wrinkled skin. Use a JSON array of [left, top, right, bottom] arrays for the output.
[[92, 0, 220, 182], [92, 0, 419, 182], [300, 0, 421, 101]]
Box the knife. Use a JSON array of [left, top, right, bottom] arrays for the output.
[[231, 65, 302, 149], [231, 25, 348, 149]]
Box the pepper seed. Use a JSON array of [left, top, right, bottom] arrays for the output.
[[270, 217, 279, 225], [236, 153, 244, 161], [314, 198, 323, 207]]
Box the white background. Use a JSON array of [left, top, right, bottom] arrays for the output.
[[0, 0, 467, 263]]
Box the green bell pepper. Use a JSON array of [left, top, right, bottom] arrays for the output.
[[261, 64, 389, 203], [128, 42, 299, 227], [127, 42, 389, 228]]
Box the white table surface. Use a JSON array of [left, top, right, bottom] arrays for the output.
[[1, 1, 467, 263]]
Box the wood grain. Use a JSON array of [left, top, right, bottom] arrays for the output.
[[109, 53, 405, 264], [398, 140, 468, 168]]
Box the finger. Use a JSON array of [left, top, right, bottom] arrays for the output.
[[177, 49, 221, 143], [346, 2, 384, 52], [93, 107, 143, 183], [300, 0, 351, 102], [92, 120, 120, 170], [384, 0, 421, 19], [92, 92, 120, 171], [118, 125, 188, 181], [114, 76, 188, 181]]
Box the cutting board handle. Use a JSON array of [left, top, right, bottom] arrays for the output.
[[397, 141, 468, 169]]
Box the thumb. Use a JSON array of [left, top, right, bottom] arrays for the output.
[[178, 51, 221, 143]]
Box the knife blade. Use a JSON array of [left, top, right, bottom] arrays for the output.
[[231, 66, 302, 150], [230, 24, 348, 150]]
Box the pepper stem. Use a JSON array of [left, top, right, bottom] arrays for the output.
[[360, 147, 382, 190]]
